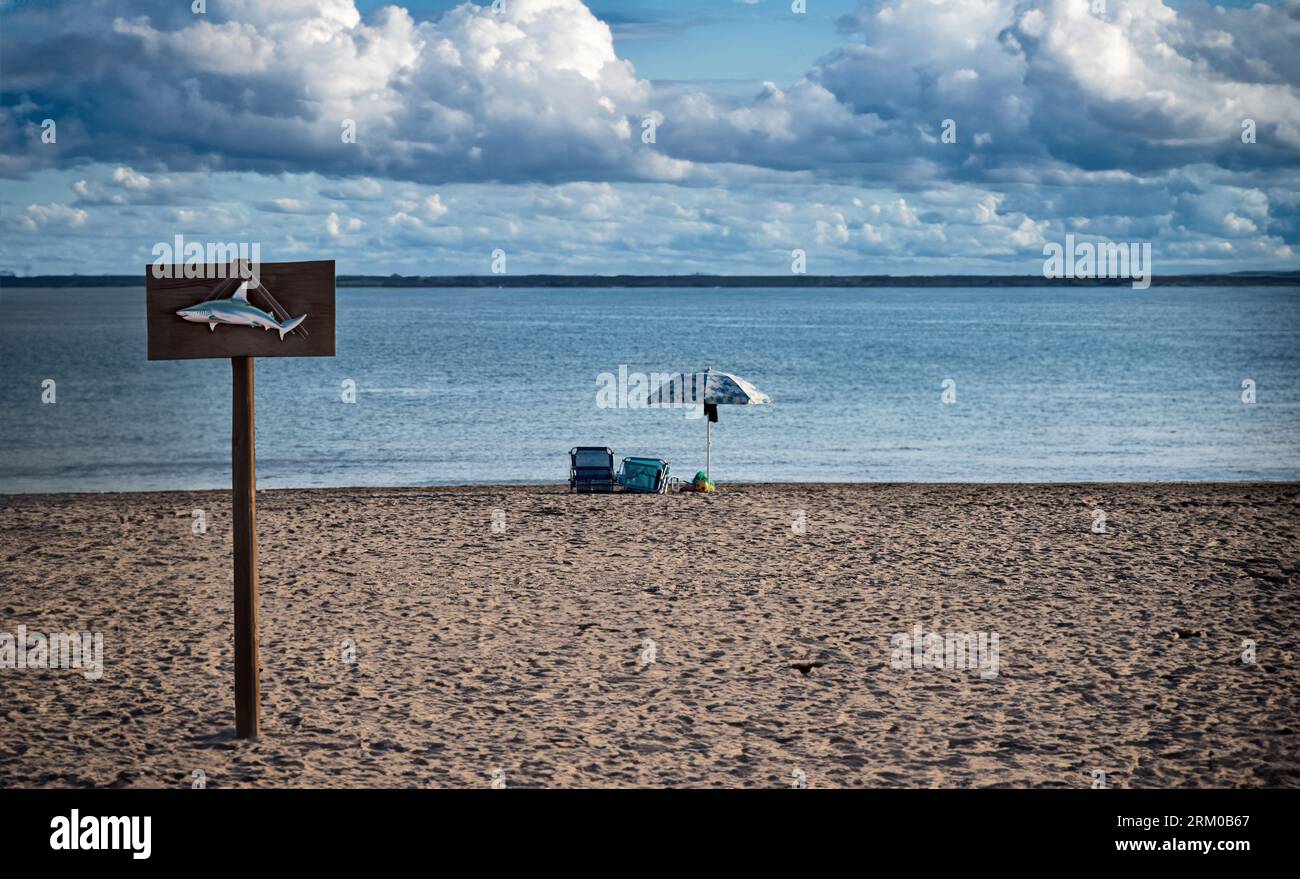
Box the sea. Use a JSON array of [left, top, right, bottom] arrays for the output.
[[2, 285, 1298, 493]]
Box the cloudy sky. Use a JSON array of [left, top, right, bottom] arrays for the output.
[[1, 0, 1298, 275]]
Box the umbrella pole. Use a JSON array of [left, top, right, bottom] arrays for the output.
[[706, 416, 711, 481]]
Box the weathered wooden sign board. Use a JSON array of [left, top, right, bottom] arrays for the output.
[[146, 260, 335, 360], [146, 259, 336, 738]]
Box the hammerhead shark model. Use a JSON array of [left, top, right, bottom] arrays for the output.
[[176, 281, 306, 340]]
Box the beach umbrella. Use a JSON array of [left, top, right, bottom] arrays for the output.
[[649, 368, 772, 480]]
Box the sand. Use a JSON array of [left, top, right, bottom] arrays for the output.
[[1, 483, 1297, 789]]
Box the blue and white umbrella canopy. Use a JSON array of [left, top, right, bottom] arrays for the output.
[[649, 368, 771, 480], [649, 368, 773, 407]]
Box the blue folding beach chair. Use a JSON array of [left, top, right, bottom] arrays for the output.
[[617, 456, 671, 494], [569, 447, 616, 493]]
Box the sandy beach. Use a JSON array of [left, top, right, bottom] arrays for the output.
[[1, 483, 1296, 789]]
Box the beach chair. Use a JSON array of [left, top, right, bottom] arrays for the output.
[[570, 447, 616, 493], [617, 457, 671, 494]]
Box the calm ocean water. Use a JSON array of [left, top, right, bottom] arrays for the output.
[[1, 285, 1298, 493]]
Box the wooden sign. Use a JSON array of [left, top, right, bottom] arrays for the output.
[[145, 259, 336, 738], [146, 260, 335, 360]]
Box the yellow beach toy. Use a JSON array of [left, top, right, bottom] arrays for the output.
[[686, 470, 716, 493]]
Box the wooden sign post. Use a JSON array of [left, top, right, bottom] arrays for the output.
[[147, 260, 335, 737], [231, 356, 258, 738]]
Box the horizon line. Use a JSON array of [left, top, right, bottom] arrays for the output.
[[4, 270, 1300, 289]]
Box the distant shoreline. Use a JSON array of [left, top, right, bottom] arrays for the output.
[[3, 480, 1299, 499], [3, 272, 1299, 289]]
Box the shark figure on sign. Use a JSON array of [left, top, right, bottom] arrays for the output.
[[176, 281, 306, 340]]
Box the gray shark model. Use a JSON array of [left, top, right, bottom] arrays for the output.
[[176, 282, 306, 340]]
